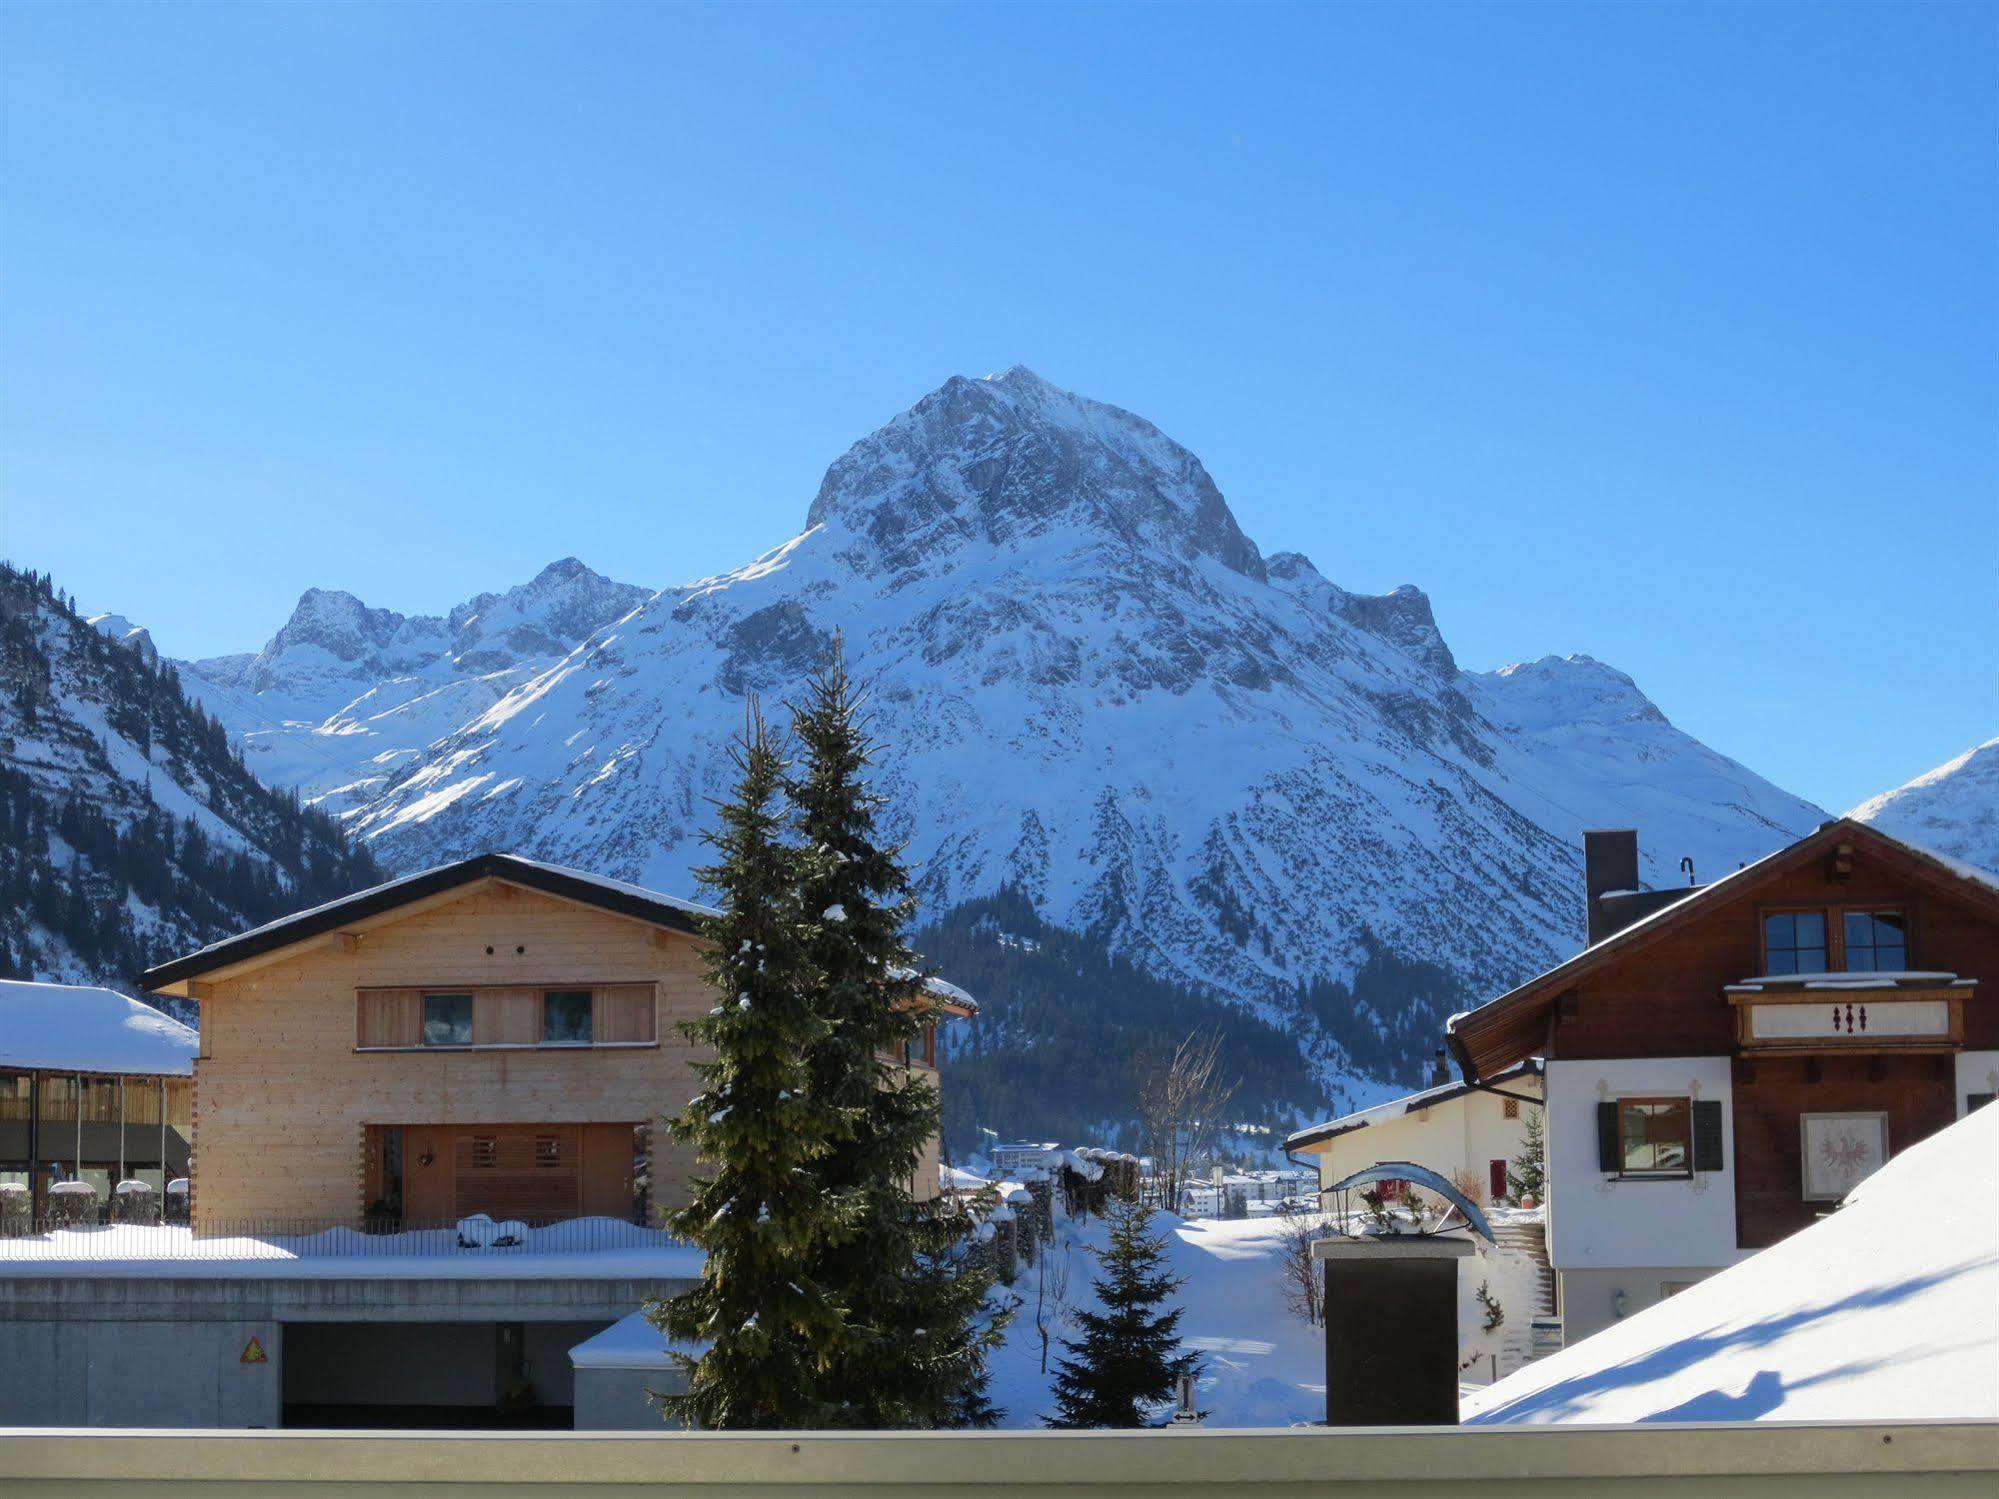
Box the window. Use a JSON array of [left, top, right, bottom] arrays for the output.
[[542, 989, 594, 1045], [422, 992, 474, 1047], [1502, 1096, 1521, 1120], [1762, 911, 1827, 974], [1842, 910, 1907, 973], [534, 1134, 562, 1167], [469, 1136, 497, 1169], [1617, 1097, 1690, 1176]]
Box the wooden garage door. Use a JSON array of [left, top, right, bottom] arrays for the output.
[[428, 1123, 635, 1224], [453, 1127, 581, 1224]]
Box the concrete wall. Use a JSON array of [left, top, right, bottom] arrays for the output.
[[1310, 1077, 1543, 1205], [0, 1274, 686, 1429], [573, 1365, 689, 1430], [1544, 1057, 1737, 1271], [0, 1317, 280, 1427], [1557, 1265, 1722, 1346], [2, 1424, 1994, 1495]]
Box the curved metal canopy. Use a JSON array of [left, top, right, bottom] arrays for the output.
[[1325, 1160, 1496, 1243]]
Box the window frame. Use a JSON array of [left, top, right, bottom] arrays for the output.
[[1615, 1094, 1694, 1180], [421, 992, 475, 1049], [539, 988, 595, 1047], [1839, 906, 1910, 974], [1759, 907, 1830, 976], [1758, 902, 1914, 976]]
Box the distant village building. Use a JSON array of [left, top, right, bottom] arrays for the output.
[[1447, 819, 1999, 1343], [0, 980, 196, 1219], [1286, 1059, 1544, 1208]]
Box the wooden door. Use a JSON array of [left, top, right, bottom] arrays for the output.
[[579, 1124, 636, 1220], [1488, 1158, 1507, 1202], [403, 1126, 454, 1222]]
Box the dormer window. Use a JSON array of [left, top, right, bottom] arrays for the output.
[[1842, 910, 1908, 972], [1761, 911, 1826, 975]]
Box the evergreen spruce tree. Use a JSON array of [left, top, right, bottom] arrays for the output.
[[1045, 1196, 1199, 1428], [1506, 1105, 1546, 1204], [647, 702, 855, 1429], [786, 637, 1004, 1427]]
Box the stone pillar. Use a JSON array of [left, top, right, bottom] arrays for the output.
[[1314, 1235, 1473, 1426]]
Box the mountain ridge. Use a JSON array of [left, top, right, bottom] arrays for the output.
[[161, 369, 1829, 1132]]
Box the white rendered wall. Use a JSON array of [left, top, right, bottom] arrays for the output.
[[1955, 1051, 1999, 1116], [1544, 1057, 1738, 1272], [1311, 1077, 1542, 1204]]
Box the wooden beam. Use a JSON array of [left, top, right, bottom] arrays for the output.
[[338, 932, 362, 954]]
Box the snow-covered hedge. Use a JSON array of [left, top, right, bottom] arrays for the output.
[[0, 1182, 27, 1236], [46, 1180, 97, 1229], [111, 1179, 160, 1225]]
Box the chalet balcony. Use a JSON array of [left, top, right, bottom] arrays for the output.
[[1725, 971, 1975, 1056]]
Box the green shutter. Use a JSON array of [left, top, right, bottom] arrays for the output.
[[1596, 1100, 1620, 1173], [1693, 1099, 1725, 1172]]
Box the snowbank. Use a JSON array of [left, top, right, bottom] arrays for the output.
[[1464, 1105, 1999, 1424], [0, 979, 197, 1075]]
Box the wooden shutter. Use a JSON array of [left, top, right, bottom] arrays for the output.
[[592, 983, 656, 1043], [1692, 1099, 1725, 1172], [357, 989, 422, 1048], [452, 1126, 580, 1223], [473, 987, 539, 1046], [1596, 1100, 1620, 1173]]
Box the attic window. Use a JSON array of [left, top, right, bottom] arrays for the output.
[[1842, 910, 1908, 972], [1762, 911, 1827, 975], [422, 993, 474, 1047], [1502, 1097, 1521, 1121]]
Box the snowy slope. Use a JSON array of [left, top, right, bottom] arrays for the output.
[[172, 369, 1826, 1113], [181, 558, 653, 813], [0, 563, 381, 995], [1850, 738, 1999, 877], [1464, 1104, 1998, 1424]]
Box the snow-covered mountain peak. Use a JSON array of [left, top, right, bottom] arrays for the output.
[[1851, 738, 1999, 876], [85, 613, 159, 667], [804, 369, 1266, 582], [1478, 654, 1668, 732]]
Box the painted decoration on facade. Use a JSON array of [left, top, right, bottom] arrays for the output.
[[1800, 1112, 1890, 1201]]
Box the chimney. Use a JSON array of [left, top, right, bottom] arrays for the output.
[[1583, 829, 1640, 946], [1429, 1049, 1450, 1088]]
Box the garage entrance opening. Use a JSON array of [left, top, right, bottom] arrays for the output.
[[280, 1320, 611, 1429]]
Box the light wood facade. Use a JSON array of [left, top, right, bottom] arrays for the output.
[[147, 861, 962, 1229]]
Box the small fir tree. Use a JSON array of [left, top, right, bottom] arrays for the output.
[[1506, 1106, 1546, 1204], [647, 702, 855, 1429], [786, 637, 1003, 1427], [1045, 1196, 1199, 1428]]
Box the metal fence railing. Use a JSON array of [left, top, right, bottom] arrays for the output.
[[0, 1214, 687, 1260]]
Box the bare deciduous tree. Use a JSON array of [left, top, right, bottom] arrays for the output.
[[1135, 1031, 1241, 1214], [1034, 1230, 1074, 1373], [1275, 1200, 1326, 1327]]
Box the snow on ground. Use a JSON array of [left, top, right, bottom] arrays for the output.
[[0, 1217, 705, 1281], [982, 1208, 1539, 1428], [0, 979, 198, 1075], [1464, 1104, 1999, 1425]]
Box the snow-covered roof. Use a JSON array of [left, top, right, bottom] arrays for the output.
[[941, 1164, 991, 1192], [1464, 1104, 1999, 1425], [0, 980, 197, 1077], [568, 1309, 707, 1369], [1285, 1059, 1542, 1153]]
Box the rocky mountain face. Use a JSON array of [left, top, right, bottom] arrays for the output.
[[1851, 738, 1999, 876], [0, 563, 381, 1003], [169, 369, 1829, 1137], [183, 558, 653, 811]]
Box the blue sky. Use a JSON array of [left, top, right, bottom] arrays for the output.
[[2, 1, 1992, 814]]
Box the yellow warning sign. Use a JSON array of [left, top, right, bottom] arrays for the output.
[[240, 1336, 267, 1365]]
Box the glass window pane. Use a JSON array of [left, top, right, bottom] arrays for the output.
[[1765, 912, 1795, 947], [423, 993, 473, 1046], [543, 990, 593, 1045], [1794, 912, 1825, 947], [1766, 949, 1798, 976], [1844, 911, 1872, 949], [1847, 947, 1877, 973], [1871, 911, 1906, 941]]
